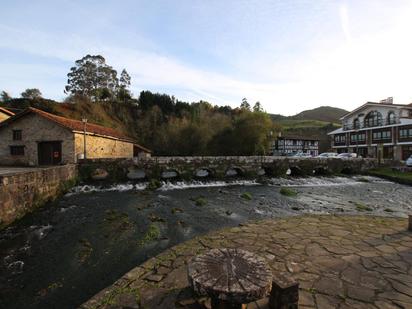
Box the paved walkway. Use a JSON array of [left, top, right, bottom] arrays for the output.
[[0, 166, 42, 176], [81, 215, 412, 309]]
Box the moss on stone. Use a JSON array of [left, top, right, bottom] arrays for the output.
[[77, 238, 93, 264], [146, 179, 161, 191], [241, 192, 252, 200], [139, 224, 160, 246], [280, 187, 298, 197], [355, 203, 372, 212], [191, 196, 207, 206]]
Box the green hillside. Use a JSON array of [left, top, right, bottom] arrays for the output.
[[1, 96, 345, 154], [290, 106, 348, 123]]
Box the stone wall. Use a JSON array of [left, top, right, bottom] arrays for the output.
[[0, 113, 75, 165], [0, 165, 77, 227], [74, 133, 134, 161]]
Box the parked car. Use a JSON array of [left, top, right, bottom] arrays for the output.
[[292, 152, 312, 158], [337, 153, 357, 159], [406, 155, 412, 167], [317, 152, 337, 158]]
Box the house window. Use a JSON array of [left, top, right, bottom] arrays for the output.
[[10, 145, 25, 156], [364, 111, 382, 127], [13, 130, 22, 141], [387, 112, 396, 124], [373, 132, 381, 140], [353, 118, 360, 129], [400, 129, 409, 138], [382, 131, 391, 139]]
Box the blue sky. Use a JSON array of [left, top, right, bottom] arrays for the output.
[[1, 0, 412, 115]]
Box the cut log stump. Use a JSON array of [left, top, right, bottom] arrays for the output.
[[188, 248, 273, 309]]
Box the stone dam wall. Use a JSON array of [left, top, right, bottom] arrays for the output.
[[79, 156, 381, 182], [0, 165, 77, 227]]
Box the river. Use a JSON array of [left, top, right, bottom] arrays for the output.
[[0, 176, 411, 309]]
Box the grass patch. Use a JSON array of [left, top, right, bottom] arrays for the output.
[[191, 196, 207, 206], [139, 224, 160, 246], [280, 187, 298, 197], [368, 167, 412, 185], [241, 192, 252, 200], [355, 202, 372, 212]]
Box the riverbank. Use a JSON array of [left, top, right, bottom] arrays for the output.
[[367, 167, 412, 186], [81, 215, 412, 309]]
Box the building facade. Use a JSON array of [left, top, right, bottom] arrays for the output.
[[0, 107, 14, 122], [328, 100, 412, 160], [0, 108, 151, 166], [271, 135, 319, 156]]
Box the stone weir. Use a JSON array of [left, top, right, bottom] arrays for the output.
[[78, 156, 380, 182]]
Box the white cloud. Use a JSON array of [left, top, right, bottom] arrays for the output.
[[2, 1, 412, 115]]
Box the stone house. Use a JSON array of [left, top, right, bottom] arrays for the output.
[[0, 107, 151, 166], [0, 107, 14, 122]]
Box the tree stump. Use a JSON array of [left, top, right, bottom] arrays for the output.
[[188, 248, 273, 309]]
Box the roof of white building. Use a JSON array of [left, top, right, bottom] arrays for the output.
[[328, 118, 412, 135], [340, 102, 412, 120]]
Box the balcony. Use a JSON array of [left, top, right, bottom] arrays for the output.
[[343, 117, 400, 131]]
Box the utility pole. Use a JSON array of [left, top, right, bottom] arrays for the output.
[[82, 118, 88, 160]]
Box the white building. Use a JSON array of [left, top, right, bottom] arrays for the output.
[[328, 99, 412, 160], [271, 134, 319, 156]]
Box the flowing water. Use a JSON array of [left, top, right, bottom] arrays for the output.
[[1, 176, 411, 309]]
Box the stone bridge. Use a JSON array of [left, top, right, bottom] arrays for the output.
[[79, 156, 380, 181]]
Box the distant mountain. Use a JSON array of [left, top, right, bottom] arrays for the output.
[[290, 106, 348, 123]]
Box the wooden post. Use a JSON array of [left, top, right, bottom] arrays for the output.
[[409, 215, 412, 231], [269, 274, 299, 309]]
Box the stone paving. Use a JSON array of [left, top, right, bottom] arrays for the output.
[[81, 215, 412, 309]]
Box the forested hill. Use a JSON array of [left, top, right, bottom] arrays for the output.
[[0, 93, 342, 155], [291, 106, 348, 123], [270, 106, 348, 124]]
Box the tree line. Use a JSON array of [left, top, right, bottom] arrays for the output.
[[0, 54, 278, 155]]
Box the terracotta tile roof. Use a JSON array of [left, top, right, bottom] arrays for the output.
[[0, 107, 15, 116], [0, 107, 151, 153]]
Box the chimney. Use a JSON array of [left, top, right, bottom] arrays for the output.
[[380, 97, 393, 104]]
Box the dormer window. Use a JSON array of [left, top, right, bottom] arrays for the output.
[[364, 111, 382, 127], [387, 112, 396, 125]]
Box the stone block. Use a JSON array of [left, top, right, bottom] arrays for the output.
[[269, 273, 299, 309]]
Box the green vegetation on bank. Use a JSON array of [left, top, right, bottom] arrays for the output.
[[368, 167, 412, 185]]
